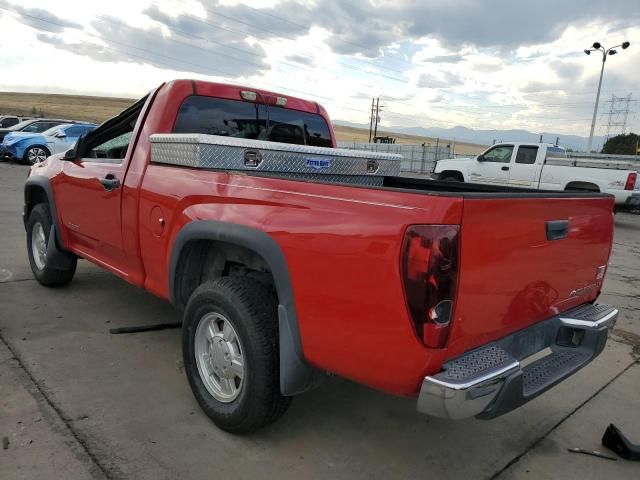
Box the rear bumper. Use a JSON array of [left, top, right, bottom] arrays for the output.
[[417, 303, 617, 420]]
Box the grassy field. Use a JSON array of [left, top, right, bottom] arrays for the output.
[[0, 91, 486, 155]]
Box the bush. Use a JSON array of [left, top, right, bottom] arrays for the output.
[[601, 133, 639, 155]]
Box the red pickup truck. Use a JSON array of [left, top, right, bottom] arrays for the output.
[[24, 80, 618, 433]]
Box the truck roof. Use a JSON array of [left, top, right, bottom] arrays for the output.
[[172, 79, 325, 116]]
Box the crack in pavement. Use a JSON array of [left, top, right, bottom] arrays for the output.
[[0, 271, 110, 284], [489, 359, 639, 479], [0, 332, 116, 480]]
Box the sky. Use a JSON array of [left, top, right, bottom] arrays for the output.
[[0, 0, 638, 136]]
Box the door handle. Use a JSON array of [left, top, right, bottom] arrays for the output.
[[99, 173, 120, 191], [546, 220, 569, 240], [501, 166, 510, 171]]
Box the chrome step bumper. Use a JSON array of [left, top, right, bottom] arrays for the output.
[[417, 303, 617, 420]]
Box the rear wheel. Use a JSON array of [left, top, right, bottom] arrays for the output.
[[26, 204, 77, 286], [182, 277, 291, 433], [23, 145, 51, 165]]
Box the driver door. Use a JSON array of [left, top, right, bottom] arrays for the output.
[[55, 132, 133, 274], [469, 145, 514, 186]]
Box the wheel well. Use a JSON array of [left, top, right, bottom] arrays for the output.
[[438, 170, 464, 181], [174, 239, 275, 308], [565, 181, 600, 192], [24, 185, 49, 219]]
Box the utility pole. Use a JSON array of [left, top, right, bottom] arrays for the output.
[[368, 98, 375, 143], [373, 97, 380, 140]]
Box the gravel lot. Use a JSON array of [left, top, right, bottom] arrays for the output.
[[1, 161, 638, 480]]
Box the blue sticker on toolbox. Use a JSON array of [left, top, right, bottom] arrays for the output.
[[305, 158, 331, 169]]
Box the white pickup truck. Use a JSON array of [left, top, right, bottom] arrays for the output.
[[435, 142, 639, 207]]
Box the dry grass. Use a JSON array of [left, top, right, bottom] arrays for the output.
[[0, 92, 134, 124], [333, 124, 486, 155], [0, 91, 486, 155]]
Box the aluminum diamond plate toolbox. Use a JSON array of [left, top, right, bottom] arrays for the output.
[[150, 134, 402, 184]]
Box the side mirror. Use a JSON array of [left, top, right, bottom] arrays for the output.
[[54, 131, 66, 138], [477, 154, 485, 162], [63, 133, 86, 161], [63, 148, 76, 161]]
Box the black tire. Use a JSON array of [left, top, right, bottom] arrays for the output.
[[26, 203, 77, 286], [182, 277, 291, 434], [23, 145, 51, 165], [438, 173, 463, 182]]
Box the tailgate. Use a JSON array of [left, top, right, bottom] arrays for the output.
[[446, 195, 614, 358]]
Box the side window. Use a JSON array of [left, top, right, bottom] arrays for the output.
[[87, 132, 133, 162], [28, 122, 58, 133], [482, 145, 514, 163], [65, 126, 84, 138], [515, 146, 539, 164], [0, 117, 18, 128], [22, 122, 43, 133]]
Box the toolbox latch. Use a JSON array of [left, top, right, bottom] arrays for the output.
[[244, 149, 263, 168]]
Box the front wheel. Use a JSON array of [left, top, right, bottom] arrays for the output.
[[23, 145, 51, 165], [182, 277, 291, 434], [26, 203, 77, 286], [438, 173, 463, 182]]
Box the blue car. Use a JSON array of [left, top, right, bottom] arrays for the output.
[[1, 123, 97, 164]]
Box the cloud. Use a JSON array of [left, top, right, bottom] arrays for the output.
[[550, 60, 584, 80], [285, 54, 314, 66], [417, 71, 464, 88], [423, 54, 464, 64], [33, 8, 270, 77], [0, 0, 81, 32], [520, 81, 562, 93]]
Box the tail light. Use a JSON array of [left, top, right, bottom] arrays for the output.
[[401, 225, 460, 348], [624, 172, 637, 191]]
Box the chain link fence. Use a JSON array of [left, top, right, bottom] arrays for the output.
[[337, 142, 464, 175]]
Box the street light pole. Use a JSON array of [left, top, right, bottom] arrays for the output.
[[584, 41, 630, 153], [586, 53, 606, 153]]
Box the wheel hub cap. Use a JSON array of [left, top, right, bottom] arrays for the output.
[[31, 222, 47, 270], [195, 312, 244, 403], [28, 148, 47, 164]]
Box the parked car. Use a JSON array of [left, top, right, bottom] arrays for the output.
[[434, 142, 638, 206], [0, 118, 86, 143], [0, 115, 32, 128], [1, 123, 96, 164], [23, 80, 618, 433]]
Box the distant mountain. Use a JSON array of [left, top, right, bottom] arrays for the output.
[[332, 120, 605, 152]]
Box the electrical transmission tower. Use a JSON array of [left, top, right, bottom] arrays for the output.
[[604, 93, 635, 139]]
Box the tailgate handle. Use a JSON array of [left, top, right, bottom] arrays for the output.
[[546, 220, 569, 240]]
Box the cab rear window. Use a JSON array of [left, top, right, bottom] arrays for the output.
[[173, 95, 332, 147]]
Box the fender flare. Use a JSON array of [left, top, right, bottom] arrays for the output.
[[24, 175, 76, 271], [169, 220, 321, 396], [24, 176, 62, 243]]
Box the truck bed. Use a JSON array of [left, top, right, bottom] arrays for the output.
[[382, 175, 612, 198]]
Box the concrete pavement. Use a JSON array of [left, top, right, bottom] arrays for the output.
[[0, 162, 638, 479]]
